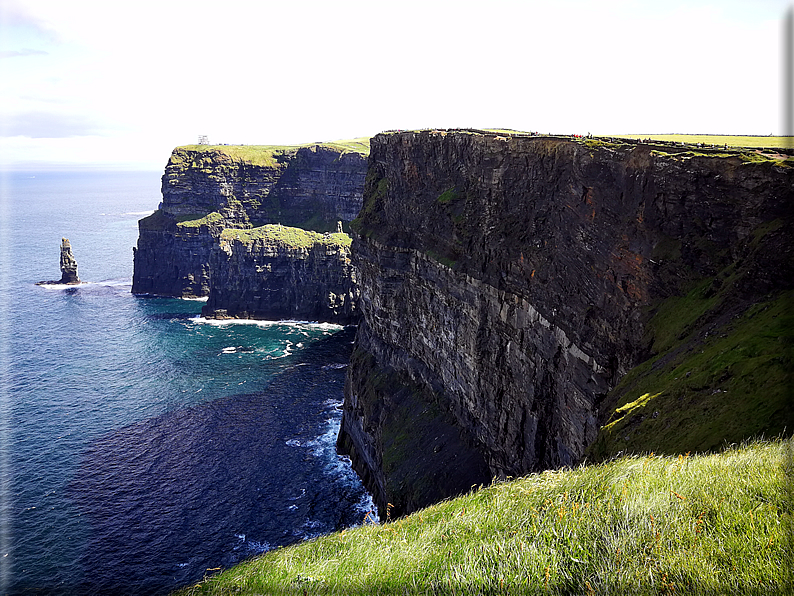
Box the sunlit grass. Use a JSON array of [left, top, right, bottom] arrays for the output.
[[220, 224, 351, 250], [174, 438, 790, 595], [175, 137, 370, 168], [613, 134, 792, 149]]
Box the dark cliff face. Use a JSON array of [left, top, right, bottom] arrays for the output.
[[201, 227, 359, 325], [132, 211, 222, 298], [338, 130, 794, 517], [132, 143, 367, 300], [160, 145, 366, 229]]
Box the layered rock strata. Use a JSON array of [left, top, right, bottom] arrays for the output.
[[38, 237, 80, 285], [132, 142, 367, 301], [201, 226, 359, 325], [58, 238, 80, 284], [338, 130, 794, 517]]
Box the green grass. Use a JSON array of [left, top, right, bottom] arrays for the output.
[[174, 438, 791, 595], [221, 224, 351, 250], [176, 212, 226, 228], [175, 138, 370, 168], [589, 289, 793, 460], [316, 137, 371, 155], [378, 130, 792, 151], [437, 187, 460, 205], [138, 209, 172, 231], [612, 134, 792, 150]]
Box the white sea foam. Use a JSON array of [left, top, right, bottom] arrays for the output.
[[305, 417, 338, 459], [244, 539, 271, 555], [190, 316, 340, 330], [322, 363, 348, 370], [124, 210, 155, 216], [181, 296, 209, 302], [288, 488, 306, 501], [37, 279, 132, 291], [36, 282, 88, 290], [97, 278, 132, 287]]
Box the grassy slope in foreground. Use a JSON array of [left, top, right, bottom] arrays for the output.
[[175, 439, 791, 595]]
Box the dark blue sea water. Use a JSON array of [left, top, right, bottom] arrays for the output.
[[0, 171, 373, 595]]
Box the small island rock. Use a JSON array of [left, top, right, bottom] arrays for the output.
[[37, 237, 81, 285], [58, 238, 80, 284]]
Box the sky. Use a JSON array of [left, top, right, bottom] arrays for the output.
[[0, 0, 791, 170]]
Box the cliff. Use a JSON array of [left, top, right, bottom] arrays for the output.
[[338, 130, 794, 517], [132, 140, 367, 307], [201, 225, 359, 324]]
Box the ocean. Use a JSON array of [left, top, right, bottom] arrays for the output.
[[0, 171, 373, 595]]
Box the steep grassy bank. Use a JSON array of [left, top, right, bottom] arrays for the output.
[[589, 289, 793, 460], [175, 438, 791, 595]]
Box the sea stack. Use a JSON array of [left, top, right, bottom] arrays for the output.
[[58, 238, 80, 284], [37, 238, 81, 286], [61, 238, 80, 285]]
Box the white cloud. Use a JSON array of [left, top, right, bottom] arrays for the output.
[[0, 0, 790, 168]]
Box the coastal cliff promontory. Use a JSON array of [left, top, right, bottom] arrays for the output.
[[201, 225, 359, 325], [132, 140, 367, 323], [338, 130, 794, 517]]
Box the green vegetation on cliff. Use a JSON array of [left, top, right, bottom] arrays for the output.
[[590, 211, 793, 461], [176, 211, 225, 228], [136, 209, 228, 231], [589, 290, 793, 460], [175, 137, 370, 167], [613, 134, 792, 150], [175, 438, 790, 595], [138, 209, 172, 231], [221, 224, 351, 250]]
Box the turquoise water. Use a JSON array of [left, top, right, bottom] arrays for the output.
[[0, 171, 372, 594]]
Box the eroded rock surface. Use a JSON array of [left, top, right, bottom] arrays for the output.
[[338, 130, 794, 517], [132, 143, 367, 302], [38, 237, 81, 285], [201, 226, 359, 325], [59, 238, 80, 284]]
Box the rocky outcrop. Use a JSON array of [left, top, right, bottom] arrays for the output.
[[338, 130, 794, 517], [38, 237, 81, 285], [58, 238, 80, 284], [159, 144, 366, 229], [132, 142, 367, 300], [131, 211, 222, 298], [201, 226, 359, 324]]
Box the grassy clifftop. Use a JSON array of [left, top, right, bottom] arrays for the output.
[[220, 224, 352, 250], [175, 438, 790, 595], [175, 137, 370, 168]]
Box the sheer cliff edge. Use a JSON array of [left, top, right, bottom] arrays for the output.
[[131, 140, 368, 325], [337, 130, 794, 517]]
